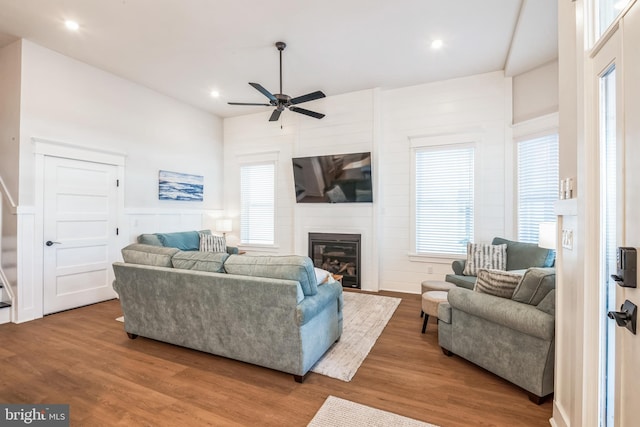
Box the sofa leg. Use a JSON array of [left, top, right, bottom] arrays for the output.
[[441, 347, 454, 357], [526, 392, 549, 405], [126, 332, 138, 340], [421, 314, 429, 333], [293, 373, 309, 383]]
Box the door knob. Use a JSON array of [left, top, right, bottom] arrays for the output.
[[45, 241, 61, 246], [607, 300, 637, 335]]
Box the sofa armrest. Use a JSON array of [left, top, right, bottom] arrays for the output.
[[447, 287, 554, 341], [226, 246, 239, 255], [296, 282, 343, 326], [452, 259, 466, 275]]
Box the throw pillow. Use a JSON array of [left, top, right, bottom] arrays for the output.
[[462, 243, 507, 276], [314, 267, 331, 285], [199, 233, 226, 253], [474, 268, 524, 299]]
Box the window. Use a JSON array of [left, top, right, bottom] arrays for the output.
[[516, 134, 559, 243], [240, 162, 275, 245], [414, 144, 474, 255], [596, 0, 630, 38]]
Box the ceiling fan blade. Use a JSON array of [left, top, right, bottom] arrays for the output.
[[249, 82, 277, 103], [290, 91, 326, 105], [289, 106, 325, 119], [228, 102, 272, 106], [269, 109, 282, 122]]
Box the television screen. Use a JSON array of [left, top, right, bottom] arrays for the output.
[[292, 152, 373, 203]]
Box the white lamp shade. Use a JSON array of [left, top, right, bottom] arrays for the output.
[[216, 219, 232, 233], [538, 222, 557, 250]]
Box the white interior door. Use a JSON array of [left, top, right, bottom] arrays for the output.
[[43, 156, 119, 314]]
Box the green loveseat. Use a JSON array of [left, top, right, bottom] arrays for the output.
[[112, 244, 343, 382], [438, 267, 556, 403], [445, 237, 555, 289]]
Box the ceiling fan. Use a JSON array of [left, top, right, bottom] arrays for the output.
[[228, 41, 326, 122]]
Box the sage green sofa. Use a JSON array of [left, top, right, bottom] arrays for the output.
[[445, 237, 555, 289], [112, 244, 343, 382], [438, 267, 556, 403]]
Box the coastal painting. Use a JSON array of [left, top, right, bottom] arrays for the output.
[[158, 170, 204, 201]]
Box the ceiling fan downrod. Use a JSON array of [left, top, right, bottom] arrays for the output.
[[276, 41, 286, 95]]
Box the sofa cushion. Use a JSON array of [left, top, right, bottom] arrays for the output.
[[137, 234, 162, 246], [462, 243, 507, 276], [171, 251, 229, 273], [512, 267, 556, 305], [199, 233, 226, 253], [492, 237, 555, 270], [474, 268, 524, 299], [223, 255, 318, 296], [536, 289, 556, 316], [121, 244, 179, 267]]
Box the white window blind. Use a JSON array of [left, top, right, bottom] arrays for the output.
[[415, 145, 474, 255], [240, 162, 275, 245], [517, 134, 559, 243]]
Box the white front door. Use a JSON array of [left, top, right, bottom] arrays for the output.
[[43, 156, 119, 314]]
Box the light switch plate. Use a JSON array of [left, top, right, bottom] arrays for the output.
[[562, 229, 574, 250]]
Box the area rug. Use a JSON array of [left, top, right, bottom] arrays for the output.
[[115, 291, 400, 382], [310, 291, 400, 382], [307, 396, 439, 427]]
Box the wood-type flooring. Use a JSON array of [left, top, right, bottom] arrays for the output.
[[0, 291, 553, 426]]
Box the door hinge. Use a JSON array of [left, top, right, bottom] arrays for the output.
[[116, 228, 119, 236], [116, 179, 120, 187]]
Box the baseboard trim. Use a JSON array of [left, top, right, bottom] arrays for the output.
[[550, 399, 570, 427]]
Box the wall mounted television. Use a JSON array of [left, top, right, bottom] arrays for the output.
[[292, 152, 373, 203]]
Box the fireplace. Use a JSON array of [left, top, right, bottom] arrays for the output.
[[309, 233, 361, 288]]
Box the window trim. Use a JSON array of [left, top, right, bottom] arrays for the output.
[[512, 113, 559, 242], [409, 133, 479, 258], [237, 151, 279, 249]]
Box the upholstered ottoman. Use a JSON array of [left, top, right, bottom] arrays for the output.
[[421, 280, 457, 294], [420, 280, 456, 317], [421, 291, 449, 333]]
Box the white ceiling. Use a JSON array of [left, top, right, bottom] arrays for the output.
[[0, 0, 557, 118]]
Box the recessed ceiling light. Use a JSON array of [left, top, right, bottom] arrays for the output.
[[210, 90, 220, 98], [431, 39, 443, 49], [64, 20, 80, 31]]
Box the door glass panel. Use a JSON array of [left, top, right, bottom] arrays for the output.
[[597, 0, 630, 37], [599, 64, 617, 427]]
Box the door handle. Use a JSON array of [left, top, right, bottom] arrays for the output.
[[607, 300, 637, 335], [45, 241, 61, 247]]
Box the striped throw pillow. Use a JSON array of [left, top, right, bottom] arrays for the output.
[[462, 243, 507, 276], [474, 268, 524, 299], [199, 233, 226, 253]]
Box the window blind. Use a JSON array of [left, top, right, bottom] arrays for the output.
[[415, 145, 474, 255], [240, 162, 275, 245], [517, 134, 559, 243]]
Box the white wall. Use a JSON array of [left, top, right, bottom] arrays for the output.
[[512, 59, 559, 124], [19, 40, 224, 211], [224, 72, 511, 293], [0, 40, 21, 203], [380, 71, 512, 293]]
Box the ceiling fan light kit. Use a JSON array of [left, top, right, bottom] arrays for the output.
[[228, 41, 326, 121]]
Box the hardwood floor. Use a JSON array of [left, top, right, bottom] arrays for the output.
[[0, 291, 552, 426]]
